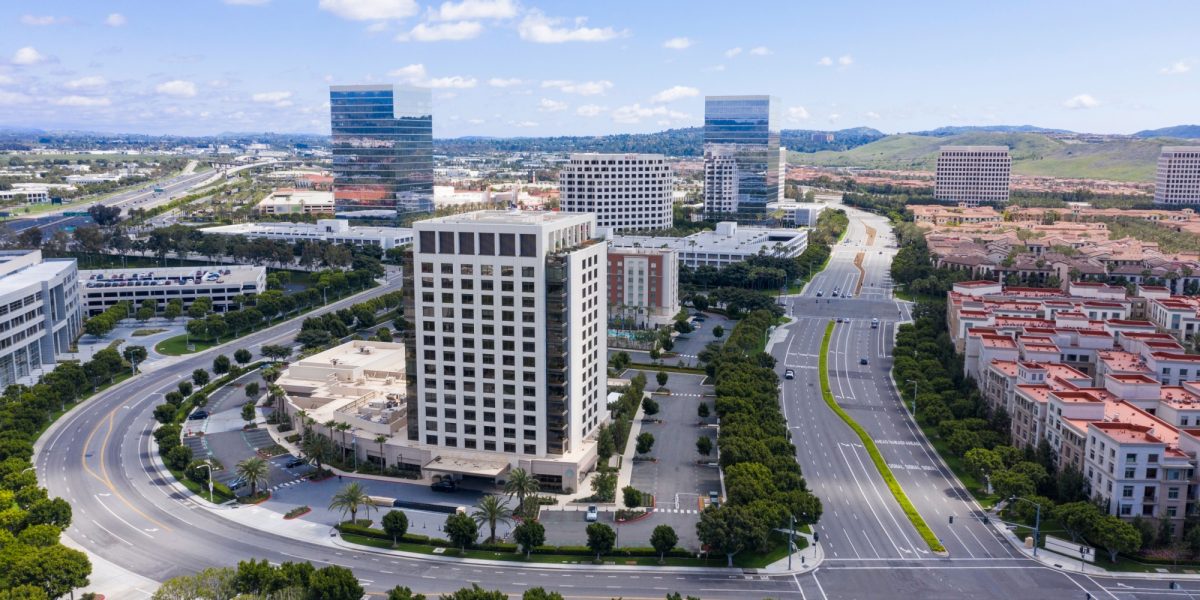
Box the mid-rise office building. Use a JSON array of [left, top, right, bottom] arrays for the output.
[[934, 146, 1011, 206], [607, 247, 680, 327], [558, 153, 673, 232], [330, 84, 433, 218], [703, 95, 781, 221], [1154, 146, 1200, 205], [400, 210, 607, 490], [79, 266, 266, 316], [255, 189, 336, 215], [0, 250, 81, 385]]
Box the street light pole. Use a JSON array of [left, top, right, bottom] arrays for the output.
[[787, 513, 795, 571], [198, 459, 214, 503], [1009, 496, 1042, 557], [905, 379, 918, 417]]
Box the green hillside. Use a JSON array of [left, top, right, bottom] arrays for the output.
[[794, 132, 1180, 182]]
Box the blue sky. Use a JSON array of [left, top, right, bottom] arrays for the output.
[[1, 0, 1199, 138]]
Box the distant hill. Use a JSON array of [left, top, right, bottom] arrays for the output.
[[434, 127, 886, 157], [910, 125, 1073, 136], [796, 131, 1175, 182], [1134, 125, 1200, 139]]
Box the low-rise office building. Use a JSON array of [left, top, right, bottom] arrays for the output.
[[79, 265, 266, 316], [606, 222, 808, 268], [202, 219, 413, 250], [255, 189, 336, 215], [607, 247, 680, 327], [766, 201, 829, 226], [0, 250, 82, 385]]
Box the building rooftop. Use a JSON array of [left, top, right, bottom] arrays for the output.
[[80, 265, 264, 288], [422, 209, 588, 227]]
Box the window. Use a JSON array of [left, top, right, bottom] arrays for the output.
[[520, 234, 536, 257], [1149, 453, 1159, 463], [438, 231, 454, 254], [419, 231, 435, 253], [1123, 485, 1134, 498], [479, 233, 495, 255], [1126, 453, 1137, 463], [458, 232, 475, 255], [499, 233, 516, 256]]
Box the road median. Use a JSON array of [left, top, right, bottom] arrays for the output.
[[818, 321, 946, 554]]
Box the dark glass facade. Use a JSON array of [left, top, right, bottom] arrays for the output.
[[330, 84, 433, 218], [704, 95, 780, 221]]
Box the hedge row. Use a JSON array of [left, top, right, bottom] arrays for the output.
[[819, 322, 946, 553], [336, 523, 693, 558]]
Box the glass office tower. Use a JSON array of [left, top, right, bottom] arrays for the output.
[[703, 95, 780, 222], [330, 84, 433, 218]]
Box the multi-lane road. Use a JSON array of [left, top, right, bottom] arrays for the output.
[[36, 204, 1196, 599]]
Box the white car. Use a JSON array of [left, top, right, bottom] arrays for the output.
[[585, 505, 598, 522]]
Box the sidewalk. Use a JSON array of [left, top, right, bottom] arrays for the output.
[[64, 535, 159, 599], [761, 532, 825, 574]]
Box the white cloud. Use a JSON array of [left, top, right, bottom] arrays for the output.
[[252, 91, 293, 107], [817, 56, 833, 66], [662, 37, 692, 50], [517, 10, 621, 43], [0, 91, 31, 105], [488, 78, 521, 87], [512, 120, 538, 127], [1063, 93, 1099, 109], [724, 47, 742, 58], [1161, 61, 1191, 75], [827, 113, 841, 123], [650, 85, 698, 103], [611, 103, 688, 124], [865, 111, 880, 119], [12, 47, 48, 66], [319, 0, 419, 21], [538, 98, 567, 112], [429, 0, 517, 21], [576, 104, 606, 117], [838, 55, 854, 66], [389, 64, 427, 83], [20, 15, 64, 26], [749, 46, 772, 56], [105, 13, 127, 27], [426, 76, 477, 88], [223, 0, 271, 4], [65, 76, 107, 89], [786, 106, 810, 122], [54, 95, 111, 107], [155, 80, 197, 97], [542, 80, 612, 96], [401, 20, 483, 41]]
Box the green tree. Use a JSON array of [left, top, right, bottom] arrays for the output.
[[512, 520, 545, 558], [962, 448, 1003, 490], [8, 544, 91, 600], [656, 371, 669, 388], [697, 506, 768, 567], [153, 403, 176, 424], [438, 584, 507, 600], [698, 402, 710, 418], [590, 472, 617, 502], [235, 456, 270, 497], [991, 470, 1035, 500], [636, 432, 655, 455], [596, 424, 615, 463], [234, 348, 253, 366], [212, 354, 231, 375], [503, 468, 540, 519], [1186, 525, 1200, 557], [382, 510, 409, 545], [1052, 502, 1102, 543], [387, 586, 427, 600], [650, 524, 678, 563], [122, 345, 147, 372], [696, 435, 713, 457], [521, 589, 564, 600], [328, 482, 374, 524], [444, 512, 480, 551], [192, 369, 210, 387], [163, 301, 182, 321], [165, 445, 192, 471], [586, 522, 616, 561], [305, 565, 362, 600], [178, 381, 193, 396], [642, 397, 660, 416], [471, 495, 513, 543], [713, 325, 724, 339], [1092, 515, 1142, 562], [622, 485, 642, 509], [244, 381, 260, 399], [241, 401, 255, 424]]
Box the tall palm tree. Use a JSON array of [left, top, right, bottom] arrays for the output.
[[503, 468, 540, 519], [323, 419, 338, 454], [235, 456, 270, 497], [472, 495, 513, 543], [374, 435, 388, 471], [329, 481, 375, 524], [301, 434, 332, 470], [336, 422, 352, 463]]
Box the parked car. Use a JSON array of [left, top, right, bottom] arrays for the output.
[[431, 479, 458, 492], [187, 410, 208, 421], [284, 457, 306, 469], [784, 369, 795, 380], [229, 477, 247, 490], [816, 290, 823, 297], [585, 505, 598, 522], [709, 491, 720, 508], [860, 357, 869, 365]]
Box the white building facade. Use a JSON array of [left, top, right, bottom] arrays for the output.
[[935, 145, 1012, 206], [558, 153, 673, 232], [0, 250, 82, 385], [402, 211, 607, 490], [203, 219, 413, 250], [703, 152, 739, 214], [1154, 146, 1200, 205], [79, 266, 266, 316]]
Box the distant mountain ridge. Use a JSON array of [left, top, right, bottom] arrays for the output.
[[1134, 125, 1200, 139], [909, 125, 1073, 136]]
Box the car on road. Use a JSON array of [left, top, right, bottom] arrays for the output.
[[816, 290, 823, 297], [784, 369, 795, 380], [585, 505, 598, 522], [845, 294, 853, 299], [860, 357, 869, 365], [871, 318, 879, 329], [832, 290, 839, 297], [229, 477, 247, 490], [283, 457, 306, 469], [431, 479, 458, 492], [709, 491, 720, 508], [187, 410, 208, 421]]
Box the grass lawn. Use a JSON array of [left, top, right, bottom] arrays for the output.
[[155, 334, 219, 356]]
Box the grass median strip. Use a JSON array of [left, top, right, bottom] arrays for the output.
[[819, 321, 946, 554]]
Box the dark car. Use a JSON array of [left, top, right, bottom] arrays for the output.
[[187, 410, 208, 421], [284, 457, 306, 469], [229, 477, 247, 490], [860, 357, 869, 365], [431, 479, 458, 492]]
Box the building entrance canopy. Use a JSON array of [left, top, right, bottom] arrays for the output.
[[424, 455, 511, 478]]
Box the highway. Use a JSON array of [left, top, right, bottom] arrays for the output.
[[34, 206, 1198, 599]]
